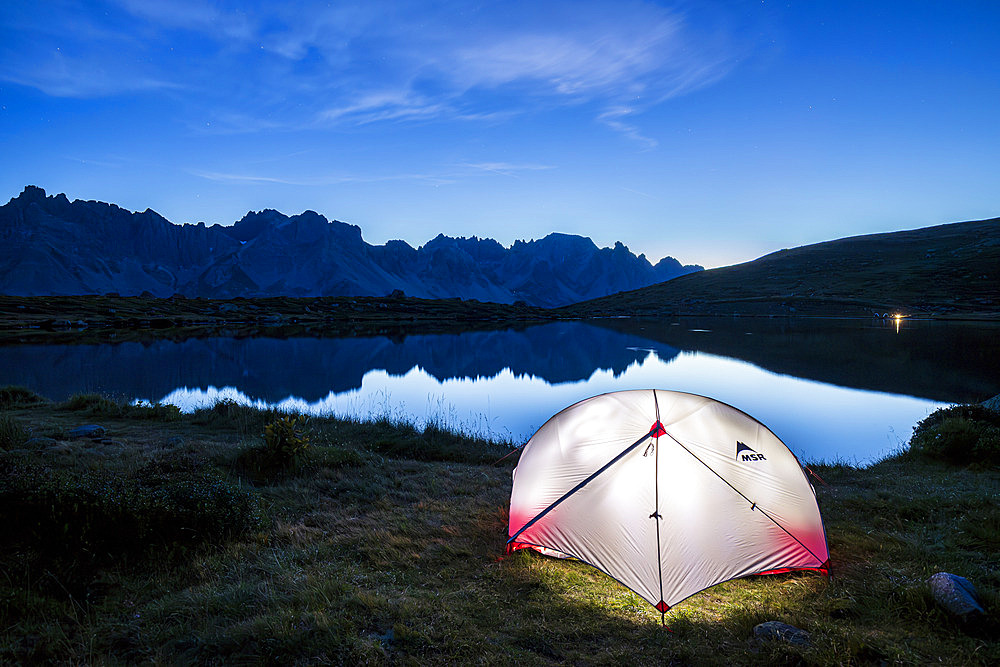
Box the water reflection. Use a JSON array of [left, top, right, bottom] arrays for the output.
[[593, 317, 1000, 403], [2, 318, 998, 464], [157, 352, 936, 464], [0, 322, 676, 402]]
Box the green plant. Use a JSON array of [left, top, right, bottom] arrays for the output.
[[233, 416, 313, 481], [60, 392, 182, 421], [0, 460, 265, 558], [0, 386, 46, 409], [193, 399, 281, 437], [61, 392, 122, 416], [909, 404, 1000, 465], [0, 414, 30, 450], [263, 416, 311, 464], [127, 401, 182, 421]]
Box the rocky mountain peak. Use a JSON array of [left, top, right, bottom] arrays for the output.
[[15, 185, 47, 205], [0, 186, 703, 305]]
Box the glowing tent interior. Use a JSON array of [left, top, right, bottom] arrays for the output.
[[507, 389, 829, 615]]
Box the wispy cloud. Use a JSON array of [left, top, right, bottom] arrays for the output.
[[0, 46, 184, 98], [317, 90, 451, 125], [462, 162, 556, 177], [193, 159, 555, 187], [192, 169, 455, 187], [619, 185, 657, 199], [1, 1, 738, 142], [114, 0, 254, 40], [62, 154, 127, 169], [450, 18, 681, 98], [598, 107, 658, 150]]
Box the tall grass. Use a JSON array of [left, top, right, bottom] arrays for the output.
[[61, 392, 182, 421], [0, 385, 46, 409], [0, 414, 30, 449]]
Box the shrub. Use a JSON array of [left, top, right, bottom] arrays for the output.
[[61, 393, 181, 421], [909, 404, 1000, 465], [263, 416, 311, 464], [127, 401, 182, 421], [0, 460, 265, 558], [0, 386, 46, 409], [234, 416, 313, 480], [0, 414, 30, 450], [62, 392, 121, 415]]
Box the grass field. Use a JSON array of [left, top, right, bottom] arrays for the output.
[[1, 388, 997, 664]]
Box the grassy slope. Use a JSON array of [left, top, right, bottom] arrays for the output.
[[563, 217, 1000, 318], [1, 392, 997, 664]]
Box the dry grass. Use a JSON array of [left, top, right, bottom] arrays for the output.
[[1, 392, 997, 664]]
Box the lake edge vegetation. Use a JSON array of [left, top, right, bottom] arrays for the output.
[[2, 295, 998, 348], [1, 386, 997, 664]]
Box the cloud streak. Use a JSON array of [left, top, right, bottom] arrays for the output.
[[462, 162, 556, 177], [192, 169, 455, 187], [1, 1, 737, 144]]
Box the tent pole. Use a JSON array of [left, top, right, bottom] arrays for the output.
[[507, 423, 662, 548], [652, 390, 666, 620]]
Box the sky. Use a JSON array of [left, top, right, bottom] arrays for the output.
[[2, 1, 998, 268]]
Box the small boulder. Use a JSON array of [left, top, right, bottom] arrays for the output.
[[928, 572, 984, 619], [68, 424, 106, 440], [753, 621, 811, 647], [24, 436, 58, 448]]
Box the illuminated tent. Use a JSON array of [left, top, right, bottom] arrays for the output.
[[507, 390, 829, 615]]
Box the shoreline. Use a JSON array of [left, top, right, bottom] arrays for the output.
[[1, 294, 997, 346]]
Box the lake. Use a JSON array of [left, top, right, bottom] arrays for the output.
[[3, 317, 999, 464]]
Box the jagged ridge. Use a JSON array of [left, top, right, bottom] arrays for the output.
[[0, 186, 702, 307]]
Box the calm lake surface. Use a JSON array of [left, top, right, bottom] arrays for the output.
[[4, 317, 999, 464]]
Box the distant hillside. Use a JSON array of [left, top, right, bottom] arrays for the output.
[[0, 186, 701, 307], [565, 217, 1000, 318]]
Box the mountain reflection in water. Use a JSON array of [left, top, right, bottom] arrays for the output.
[[1, 322, 675, 402], [2, 318, 998, 463]]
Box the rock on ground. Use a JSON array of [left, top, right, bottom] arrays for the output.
[[928, 572, 985, 619], [753, 621, 811, 647], [67, 424, 106, 439]]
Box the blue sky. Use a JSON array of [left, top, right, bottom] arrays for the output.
[[2, 1, 998, 268]]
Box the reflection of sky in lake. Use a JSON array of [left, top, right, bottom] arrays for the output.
[[162, 348, 940, 465]]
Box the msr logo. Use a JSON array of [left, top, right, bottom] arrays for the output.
[[736, 441, 766, 462]]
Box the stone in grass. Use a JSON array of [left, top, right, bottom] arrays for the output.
[[68, 424, 106, 439], [753, 621, 811, 647], [24, 436, 58, 448], [928, 572, 985, 619]]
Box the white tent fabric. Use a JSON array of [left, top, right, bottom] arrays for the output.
[[507, 390, 829, 612]]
